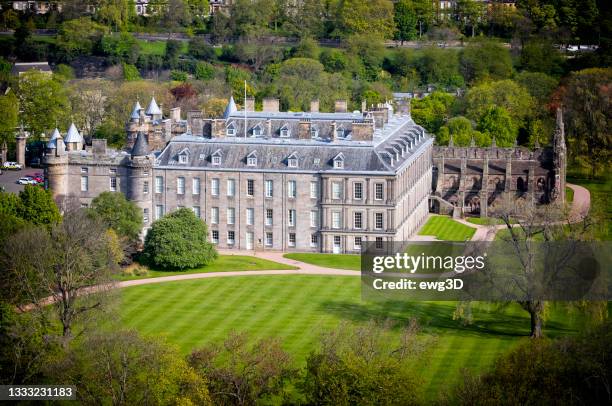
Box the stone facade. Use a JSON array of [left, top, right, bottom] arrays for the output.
[[430, 109, 566, 217], [44, 98, 433, 253]]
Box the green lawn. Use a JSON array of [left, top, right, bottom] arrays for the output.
[[566, 186, 574, 204], [119, 275, 588, 401], [117, 255, 297, 281], [136, 39, 188, 56], [419, 215, 476, 241], [568, 175, 611, 240], [283, 253, 360, 271]]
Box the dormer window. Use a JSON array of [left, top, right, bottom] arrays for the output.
[[179, 154, 188, 164], [336, 128, 345, 138], [333, 153, 344, 169], [280, 125, 290, 138], [310, 127, 318, 138], [211, 149, 222, 165], [287, 152, 298, 168], [252, 124, 263, 137], [247, 151, 257, 166], [226, 123, 236, 137]]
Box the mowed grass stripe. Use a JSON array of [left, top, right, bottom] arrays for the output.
[[119, 275, 581, 402], [419, 215, 476, 241]]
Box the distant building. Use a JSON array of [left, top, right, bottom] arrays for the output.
[[209, 0, 233, 14], [11, 62, 52, 77], [11, 1, 60, 13]]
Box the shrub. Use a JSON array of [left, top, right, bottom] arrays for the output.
[[194, 61, 215, 81], [122, 63, 141, 81], [170, 70, 188, 82], [143, 208, 217, 270]]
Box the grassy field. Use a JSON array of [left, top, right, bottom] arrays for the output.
[[117, 255, 297, 281], [566, 186, 574, 204], [283, 253, 360, 270], [568, 175, 611, 240], [137, 39, 188, 55], [419, 215, 476, 240], [119, 275, 588, 401]]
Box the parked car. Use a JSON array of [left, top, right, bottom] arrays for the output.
[[17, 177, 37, 185], [3, 161, 22, 170]]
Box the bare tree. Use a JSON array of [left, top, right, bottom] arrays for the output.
[[492, 195, 593, 338], [2, 209, 119, 342]]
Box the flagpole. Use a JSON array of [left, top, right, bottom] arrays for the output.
[[244, 80, 247, 138]]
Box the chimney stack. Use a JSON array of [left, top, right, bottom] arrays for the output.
[[310, 99, 319, 113], [262, 98, 279, 113], [334, 100, 347, 113]]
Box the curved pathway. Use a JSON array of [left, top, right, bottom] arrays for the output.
[[453, 183, 591, 242]]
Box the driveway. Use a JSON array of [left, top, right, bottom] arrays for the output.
[[0, 166, 41, 194]]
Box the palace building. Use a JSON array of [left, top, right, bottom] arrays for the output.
[[42, 96, 565, 252]]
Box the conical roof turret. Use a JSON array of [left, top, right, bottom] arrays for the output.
[[146, 97, 162, 116], [64, 123, 83, 143], [131, 132, 149, 157], [223, 96, 237, 119]]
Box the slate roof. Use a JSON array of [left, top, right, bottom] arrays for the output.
[[64, 123, 83, 143], [145, 97, 162, 116], [132, 132, 150, 157], [130, 101, 142, 120], [155, 115, 433, 174], [46, 128, 62, 149]]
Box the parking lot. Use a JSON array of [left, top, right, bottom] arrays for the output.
[[0, 167, 42, 193]]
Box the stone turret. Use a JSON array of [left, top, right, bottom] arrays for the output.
[[128, 132, 154, 233], [43, 127, 68, 201], [64, 123, 84, 151]]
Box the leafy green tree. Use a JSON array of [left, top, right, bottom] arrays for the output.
[[477, 106, 517, 147], [161, 0, 192, 31], [437, 116, 490, 147], [412, 0, 434, 37], [208, 11, 232, 44], [336, 0, 395, 39], [97, 0, 132, 31], [0, 91, 18, 147], [410, 91, 456, 133], [459, 39, 513, 83], [88, 192, 142, 241], [18, 71, 70, 138], [301, 321, 425, 405], [93, 122, 125, 149], [562, 68, 612, 176], [56, 17, 108, 60], [394, 0, 417, 44], [520, 38, 564, 76], [293, 37, 320, 59], [101, 32, 140, 64], [319, 48, 348, 73], [50, 330, 212, 405], [417, 47, 464, 88], [292, 0, 327, 38], [194, 61, 215, 80], [122, 63, 141, 81], [170, 70, 188, 81], [456, 0, 486, 37], [17, 185, 61, 227], [189, 332, 295, 405], [188, 37, 216, 60], [463, 79, 534, 129], [54, 64, 75, 81], [143, 208, 217, 270], [346, 34, 386, 80], [163, 39, 182, 69], [452, 321, 612, 405], [515, 71, 558, 105]]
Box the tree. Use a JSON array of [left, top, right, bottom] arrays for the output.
[[477, 106, 517, 147], [293, 37, 320, 59], [0, 91, 18, 147], [301, 321, 425, 405], [336, 0, 395, 39], [394, 0, 417, 44], [17, 185, 61, 227], [561, 68, 612, 177], [163, 39, 182, 69], [437, 116, 490, 147], [122, 63, 141, 81], [410, 91, 456, 133], [460, 39, 513, 84], [97, 0, 132, 31], [56, 17, 108, 60], [67, 79, 107, 137], [188, 37, 216, 61], [143, 208, 217, 270], [50, 330, 211, 405], [452, 321, 612, 405], [189, 332, 295, 405], [519, 38, 565, 76], [412, 0, 434, 37], [417, 47, 464, 88], [346, 34, 386, 80], [17, 71, 71, 138], [319, 48, 348, 73], [161, 0, 192, 31], [1, 209, 119, 339], [100, 32, 140, 64], [194, 61, 215, 81], [88, 192, 142, 241], [456, 0, 486, 37], [463, 79, 534, 130]]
